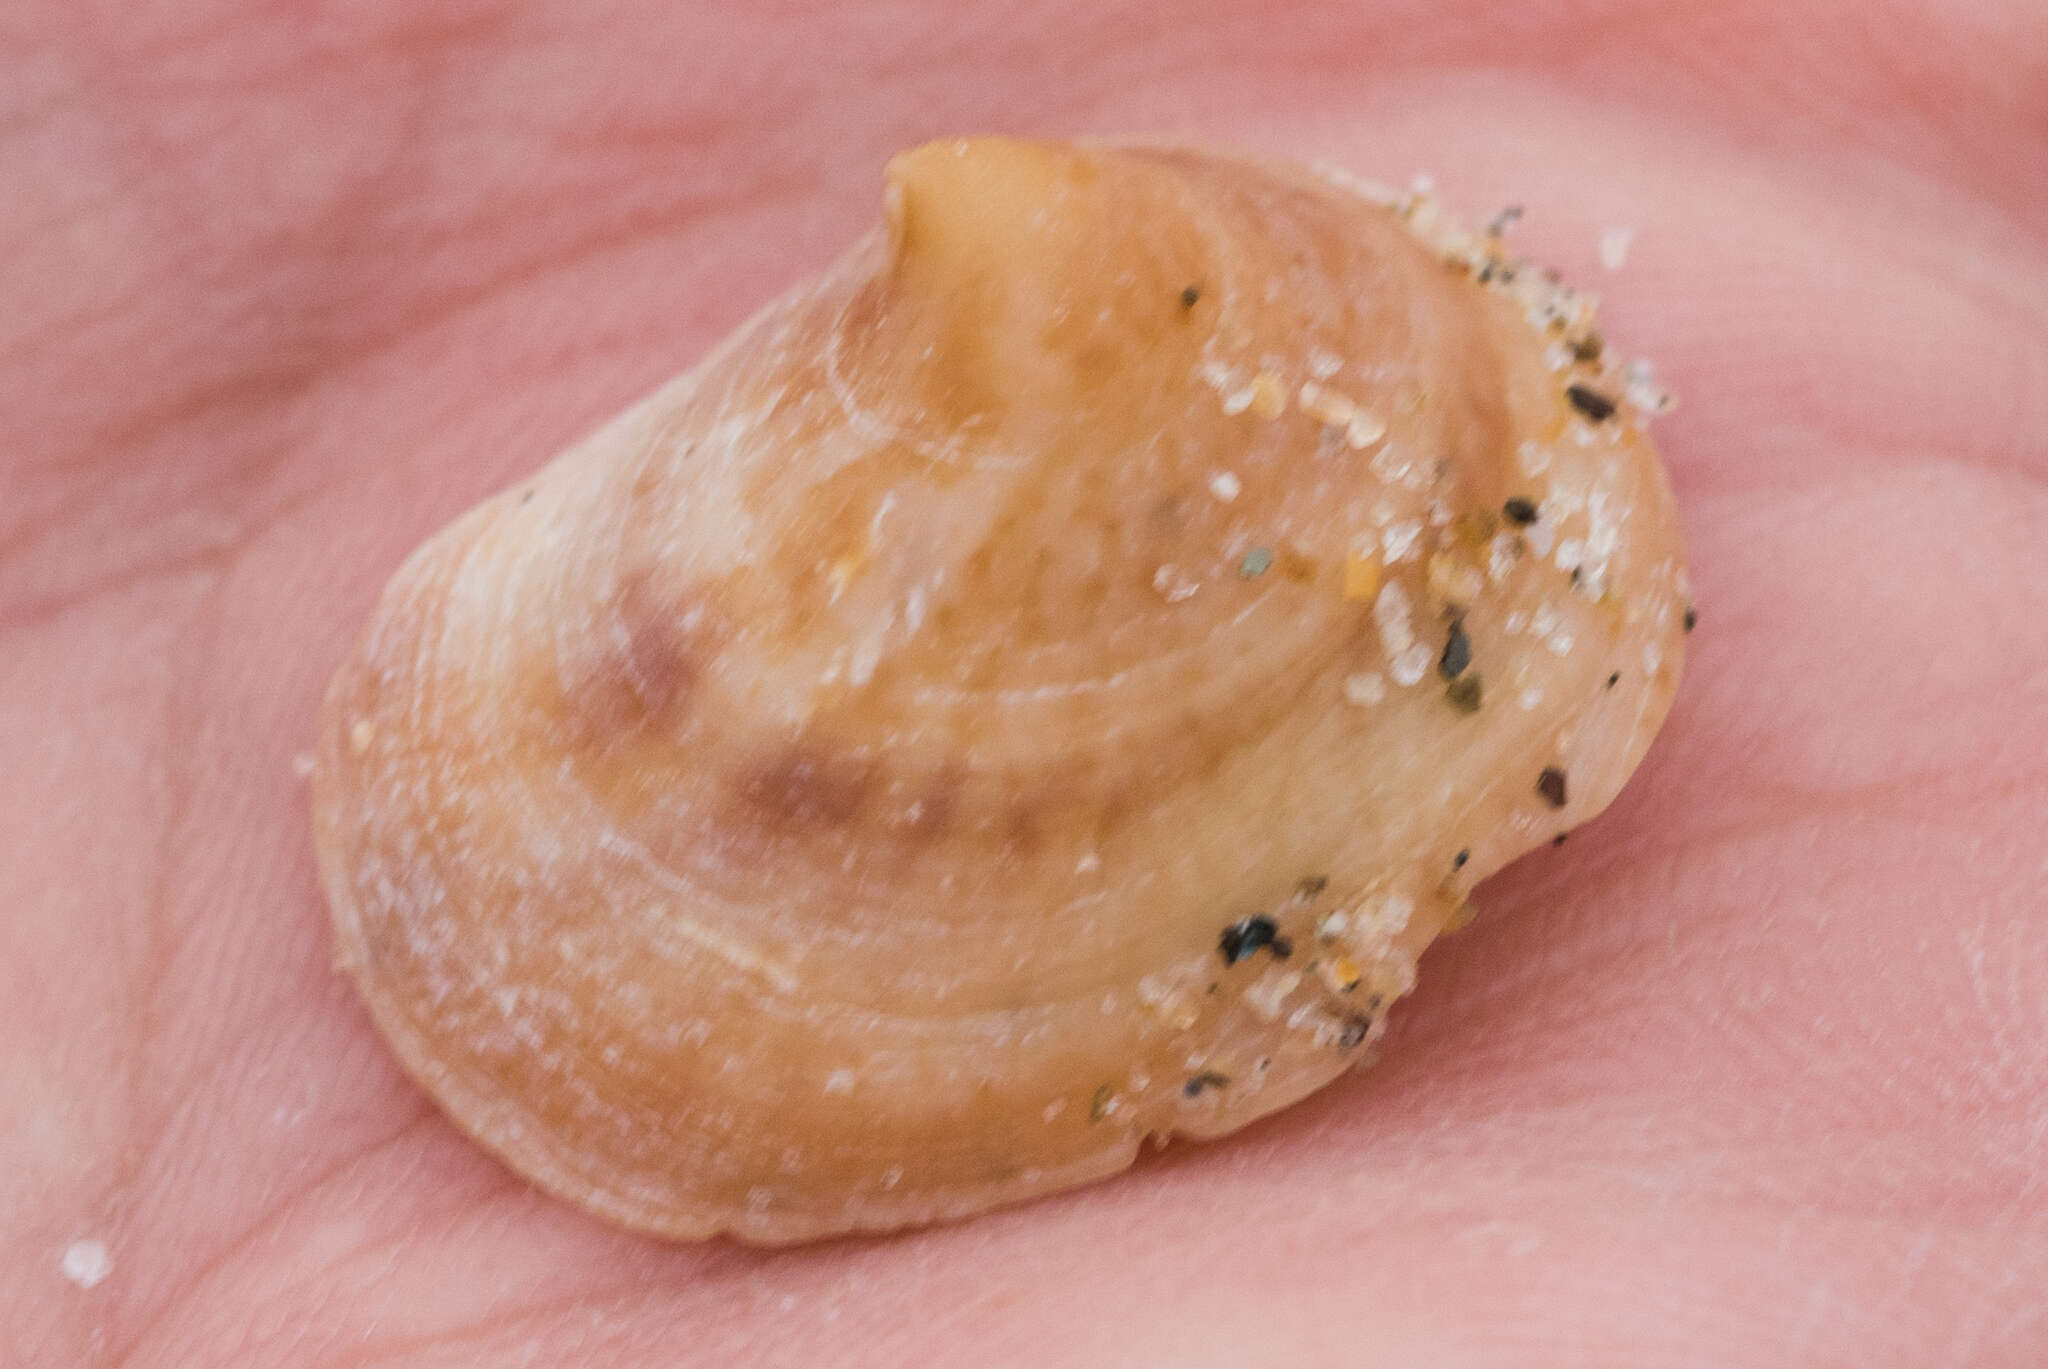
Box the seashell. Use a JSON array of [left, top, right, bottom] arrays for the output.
[[311, 137, 1690, 1242]]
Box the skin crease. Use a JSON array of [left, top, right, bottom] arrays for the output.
[[1, 0, 2044, 1361]]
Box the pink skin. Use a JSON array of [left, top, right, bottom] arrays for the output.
[[5, 0, 2045, 1364]]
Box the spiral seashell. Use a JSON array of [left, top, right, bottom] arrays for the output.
[[312, 137, 1690, 1242]]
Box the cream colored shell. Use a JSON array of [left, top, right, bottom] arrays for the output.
[[311, 137, 1689, 1243]]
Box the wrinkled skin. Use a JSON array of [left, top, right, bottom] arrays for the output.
[[5, 0, 2044, 1364]]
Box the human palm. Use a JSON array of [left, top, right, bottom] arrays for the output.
[[9, 2, 2045, 1364]]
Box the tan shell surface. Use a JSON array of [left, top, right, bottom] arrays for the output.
[[311, 137, 1689, 1243]]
